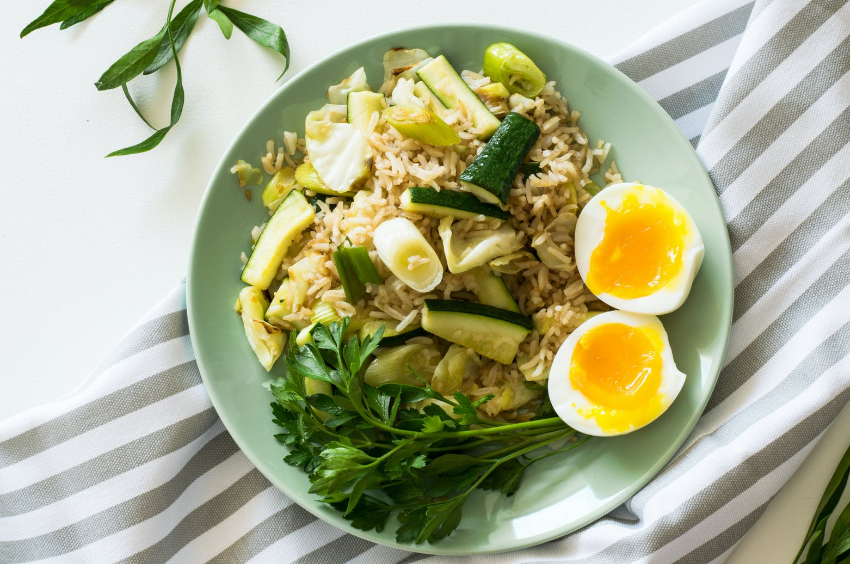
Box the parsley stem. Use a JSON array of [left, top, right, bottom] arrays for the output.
[[478, 428, 575, 460]]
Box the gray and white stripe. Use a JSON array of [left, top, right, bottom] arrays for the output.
[[2, 0, 849, 561]]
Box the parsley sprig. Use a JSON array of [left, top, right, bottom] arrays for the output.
[[21, 0, 289, 156], [267, 318, 589, 544]]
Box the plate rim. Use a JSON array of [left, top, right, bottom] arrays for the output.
[[187, 22, 734, 556]]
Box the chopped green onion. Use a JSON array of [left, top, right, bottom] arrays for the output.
[[333, 249, 365, 303], [262, 166, 297, 209], [310, 300, 341, 325], [333, 244, 384, 303], [482, 42, 547, 98], [341, 246, 382, 285], [383, 105, 460, 147], [583, 181, 602, 196], [522, 162, 541, 176]]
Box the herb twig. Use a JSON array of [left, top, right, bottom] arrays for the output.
[[268, 317, 588, 545], [20, 0, 290, 156]]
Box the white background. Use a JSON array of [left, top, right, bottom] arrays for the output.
[[2, 1, 849, 562]]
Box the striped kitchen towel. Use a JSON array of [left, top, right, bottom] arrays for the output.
[[2, 0, 849, 561]]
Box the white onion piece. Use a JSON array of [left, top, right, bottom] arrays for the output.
[[374, 218, 443, 293]]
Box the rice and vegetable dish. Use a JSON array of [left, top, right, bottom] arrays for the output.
[[230, 42, 703, 544], [235, 44, 620, 419]]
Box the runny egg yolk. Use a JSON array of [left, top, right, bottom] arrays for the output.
[[569, 322, 664, 432], [587, 188, 687, 299]]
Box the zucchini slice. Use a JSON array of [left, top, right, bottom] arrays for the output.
[[347, 91, 385, 134], [416, 55, 501, 140], [470, 267, 520, 312], [421, 300, 532, 364], [400, 187, 508, 221], [459, 112, 540, 205], [359, 319, 428, 348], [241, 191, 315, 290]]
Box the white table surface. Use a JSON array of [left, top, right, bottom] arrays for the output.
[[2, 1, 847, 562]]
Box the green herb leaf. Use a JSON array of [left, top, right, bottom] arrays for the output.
[[21, 0, 103, 37], [121, 84, 155, 130], [421, 415, 447, 434], [329, 494, 392, 533], [143, 0, 203, 75], [822, 502, 850, 564], [795, 442, 850, 564], [106, 0, 185, 157], [479, 458, 525, 496], [305, 394, 346, 416], [397, 496, 465, 544], [202, 0, 221, 13], [207, 8, 232, 39], [584, 181, 602, 196], [217, 6, 290, 80], [59, 0, 113, 30], [95, 28, 165, 91], [308, 442, 376, 497], [362, 385, 392, 424]]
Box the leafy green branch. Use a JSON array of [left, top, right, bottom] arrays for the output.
[[20, 0, 290, 156], [267, 317, 587, 545], [795, 443, 850, 564]]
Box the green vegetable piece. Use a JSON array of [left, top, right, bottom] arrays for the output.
[[333, 248, 365, 303], [522, 162, 542, 176], [383, 105, 460, 147], [262, 167, 298, 208], [400, 187, 509, 221], [482, 42, 547, 98], [583, 181, 602, 196], [310, 300, 341, 325], [341, 246, 382, 285], [459, 112, 540, 205], [363, 343, 440, 388]]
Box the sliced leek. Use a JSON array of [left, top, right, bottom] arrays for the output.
[[438, 216, 522, 274], [262, 166, 298, 209], [478, 81, 510, 100], [327, 67, 370, 105], [374, 217, 443, 293], [482, 43, 547, 98], [239, 286, 284, 371], [363, 342, 441, 388], [232, 159, 263, 187], [383, 105, 460, 147], [488, 251, 537, 275], [431, 345, 476, 395], [294, 162, 354, 197], [265, 277, 293, 320], [288, 254, 323, 311], [310, 300, 341, 325], [296, 323, 315, 346]]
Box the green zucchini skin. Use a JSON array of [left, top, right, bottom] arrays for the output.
[[379, 327, 429, 347], [460, 112, 540, 204], [423, 299, 532, 330], [401, 187, 509, 221]]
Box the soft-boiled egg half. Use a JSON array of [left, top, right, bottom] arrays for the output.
[[548, 310, 685, 436], [575, 183, 704, 315]]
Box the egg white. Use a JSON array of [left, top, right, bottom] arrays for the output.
[[548, 310, 686, 437], [575, 183, 705, 315]]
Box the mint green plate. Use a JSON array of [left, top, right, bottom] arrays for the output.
[[187, 25, 733, 556]]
